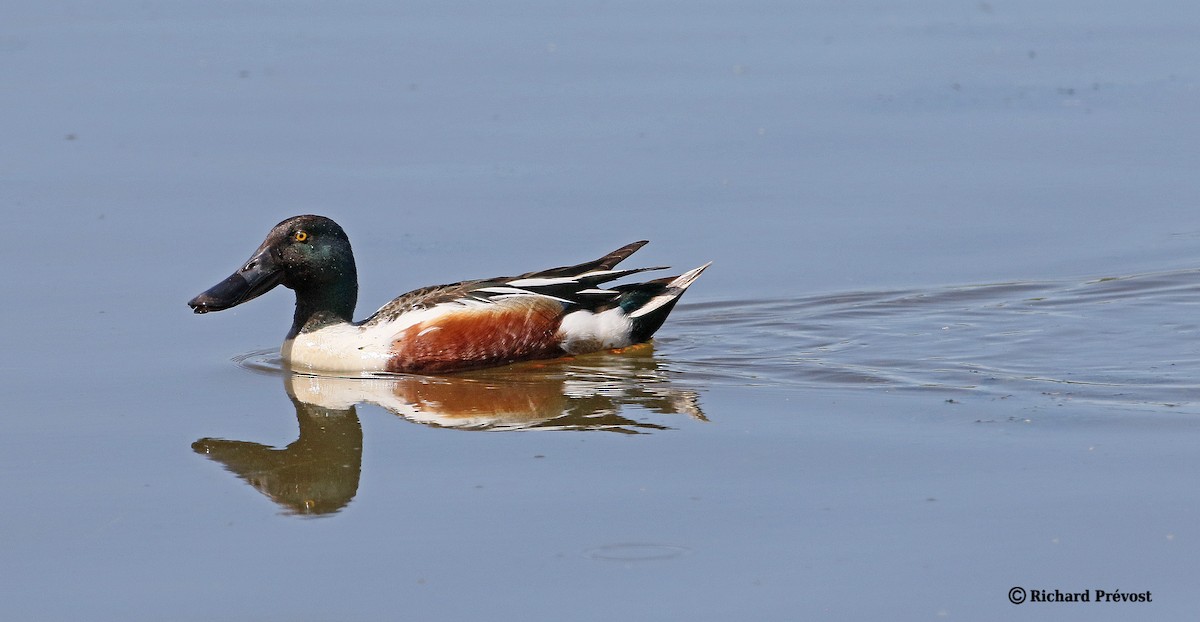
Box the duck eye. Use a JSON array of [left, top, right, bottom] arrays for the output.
[[293, 231, 309, 242]]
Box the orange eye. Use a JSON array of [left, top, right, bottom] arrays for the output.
[[294, 231, 308, 242]]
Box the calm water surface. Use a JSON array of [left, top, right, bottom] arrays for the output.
[[5, 1, 1200, 621]]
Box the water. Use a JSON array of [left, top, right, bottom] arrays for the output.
[[5, 1, 1200, 620], [676, 269, 1200, 408]]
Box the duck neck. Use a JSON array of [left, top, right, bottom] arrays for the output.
[[288, 279, 358, 338]]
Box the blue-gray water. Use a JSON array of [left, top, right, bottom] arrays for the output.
[[4, 2, 1200, 620]]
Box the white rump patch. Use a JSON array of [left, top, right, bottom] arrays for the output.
[[556, 308, 634, 354]]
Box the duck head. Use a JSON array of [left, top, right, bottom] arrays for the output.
[[188, 215, 359, 335]]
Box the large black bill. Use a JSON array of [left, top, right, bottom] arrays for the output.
[[188, 251, 283, 314]]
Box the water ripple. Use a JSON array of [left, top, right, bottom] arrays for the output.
[[668, 268, 1200, 411]]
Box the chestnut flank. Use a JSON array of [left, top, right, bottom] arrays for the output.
[[387, 298, 565, 373]]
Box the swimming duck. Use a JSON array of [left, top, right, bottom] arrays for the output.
[[188, 215, 709, 374]]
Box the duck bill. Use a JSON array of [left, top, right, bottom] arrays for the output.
[[188, 248, 283, 314]]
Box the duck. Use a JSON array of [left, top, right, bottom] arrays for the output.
[[188, 215, 710, 374]]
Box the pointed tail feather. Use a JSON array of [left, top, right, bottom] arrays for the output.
[[621, 262, 711, 342], [520, 241, 650, 280], [593, 240, 650, 271]]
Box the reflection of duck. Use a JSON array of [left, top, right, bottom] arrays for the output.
[[188, 215, 710, 374], [192, 392, 363, 516], [193, 344, 706, 515], [293, 342, 707, 432]]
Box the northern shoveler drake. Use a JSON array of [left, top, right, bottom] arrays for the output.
[[188, 215, 710, 374]]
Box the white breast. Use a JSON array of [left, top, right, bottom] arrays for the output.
[[281, 306, 457, 374]]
